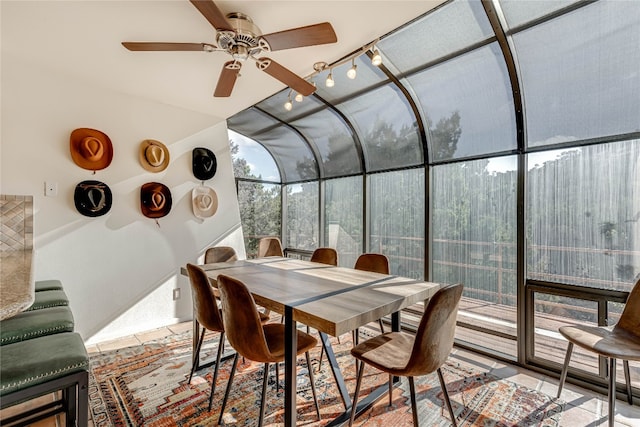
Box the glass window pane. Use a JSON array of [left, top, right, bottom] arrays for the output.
[[499, 0, 580, 29], [252, 126, 318, 182], [533, 292, 599, 374], [379, 0, 494, 73], [512, 1, 640, 147], [237, 181, 281, 258], [229, 130, 280, 181], [291, 109, 362, 178], [432, 156, 518, 358], [406, 43, 516, 161], [527, 140, 640, 291], [286, 182, 319, 251], [369, 169, 425, 279], [325, 176, 363, 267], [339, 83, 422, 171]]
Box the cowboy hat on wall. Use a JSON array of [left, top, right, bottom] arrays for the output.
[[192, 185, 218, 220], [140, 182, 172, 221], [139, 139, 170, 173], [192, 147, 217, 181], [74, 180, 112, 217], [70, 128, 113, 172]]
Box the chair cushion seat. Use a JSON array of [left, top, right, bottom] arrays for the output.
[[1, 306, 74, 345], [262, 324, 317, 362], [25, 290, 69, 311], [559, 324, 640, 361], [0, 332, 88, 396], [351, 331, 414, 375], [34, 280, 64, 292]]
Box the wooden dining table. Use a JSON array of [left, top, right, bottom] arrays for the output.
[[187, 256, 441, 426]]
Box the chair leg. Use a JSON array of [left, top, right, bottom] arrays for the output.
[[349, 361, 365, 427], [437, 367, 457, 427], [378, 318, 385, 334], [275, 362, 280, 392], [189, 327, 206, 383], [218, 353, 239, 425], [408, 376, 419, 426], [557, 342, 574, 398], [208, 332, 226, 411], [388, 374, 393, 407], [608, 357, 616, 427], [306, 351, 321, 420], [258, 363, 270, 427], [318, 345, 325, 371], [623, 360, 633, 405]]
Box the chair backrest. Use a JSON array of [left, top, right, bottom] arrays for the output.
[[310, 247, 338, 266], [354, 253, 389, 275], [257, 237, 284, 258], [204, 246, 238, 264], [615, 278, 640, 338], [404, 283, 463, 377], [186, 263, 224, 332], [217, 274, 273, 362]]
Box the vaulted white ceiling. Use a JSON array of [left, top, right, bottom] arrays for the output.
[[1, 1, 446, 123]]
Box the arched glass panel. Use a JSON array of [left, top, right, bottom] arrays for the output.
[[368, 168, 425, 279], [290, 109, 361, 178], [237, 181, 281, 258], [228, 130, 280, 181], [325, 176, 363, 267], [339, 83, 422, 171], [227, 107, 277, 135], [499, 0, 580, 29], [527, 140, 640, 291], [432, 156, 518, 357], [286, 182, 319, 251], [405, 43, 516, 161], [378, 0, 493, 73], [510, 1, 640, 147], [251, 126, 318, 182]]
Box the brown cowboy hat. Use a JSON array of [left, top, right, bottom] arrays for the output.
[[140, 182, 172, 219], [70, 128, 113, 171], [139, 139, 170, 173]]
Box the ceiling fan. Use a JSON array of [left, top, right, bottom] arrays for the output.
[[122, 0, 337, 97]]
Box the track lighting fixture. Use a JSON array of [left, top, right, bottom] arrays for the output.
[[347, 58, 357, 79], [371, 48, 382, 66], [325, 70, 335, 87], [295, 92, 304, 102], [284, 92, 293, 111]]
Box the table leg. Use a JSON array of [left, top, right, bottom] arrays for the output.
[[319, 332, 351, 410], [284, 305, 297, 427]]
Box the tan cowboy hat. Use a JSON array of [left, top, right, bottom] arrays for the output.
[[140, 182, 172, 219], [70, 128, 113, 171], [139, 139, 170, 172], [192, 185, 218, 219]]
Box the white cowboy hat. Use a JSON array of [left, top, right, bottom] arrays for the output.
[[192, 185, 218, 219]]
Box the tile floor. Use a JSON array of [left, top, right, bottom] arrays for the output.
[[3, 321, 639, 426]]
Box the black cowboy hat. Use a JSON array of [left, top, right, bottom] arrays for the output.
[[74, 180, 112, 217], [192, 147, 217, 181]]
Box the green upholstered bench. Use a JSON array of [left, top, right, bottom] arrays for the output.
[[0, 332, 89, 427], [34, 279, 64, 292], [0, 306, 74, 345], [25, 289, 69, 311]]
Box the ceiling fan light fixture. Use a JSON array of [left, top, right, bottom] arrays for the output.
[[347, 59, 357, 79], [371, 48, 382, 66], [325, 70, 335, 87]]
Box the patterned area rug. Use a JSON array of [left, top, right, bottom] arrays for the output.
[[89, 327, 564, 426]]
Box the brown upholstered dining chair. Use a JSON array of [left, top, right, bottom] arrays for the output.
[[185, 263, 228, 412], [349, 283, 464, 427], [354, 253, 390, 333], [257, 236, 284, 258], [216, 274, 321, 426], [556, 278, 640, 427], [204, 246, 238, 263], [310, 247, 338, 266]]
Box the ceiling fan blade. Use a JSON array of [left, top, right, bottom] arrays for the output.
[[190, 0, 233, 32], [122, 42, 213, 51], [260, 22, 337, 52], [256, 58, 315, 96], [214, 61, 241, 97]]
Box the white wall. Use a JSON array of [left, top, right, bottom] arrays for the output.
[[1, 53, 245, 343]]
